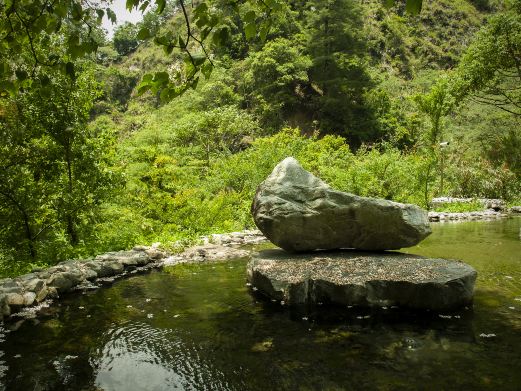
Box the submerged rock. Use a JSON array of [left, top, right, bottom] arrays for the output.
[[248, 249, 477, 311], [251, 157, 431, 252], [163, 244, 250, 265]]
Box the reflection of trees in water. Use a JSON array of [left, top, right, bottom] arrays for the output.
[[1, 246, 521, 390]]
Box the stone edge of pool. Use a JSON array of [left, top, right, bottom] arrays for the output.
[[0, 230, 266, 322], [428, 208, 520, 222], [2, 211, 519, 321]]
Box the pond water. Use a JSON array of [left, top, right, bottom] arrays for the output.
[[1, 218, 520, 391]]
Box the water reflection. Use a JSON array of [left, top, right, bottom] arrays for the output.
[[0, 218, 519, 390]]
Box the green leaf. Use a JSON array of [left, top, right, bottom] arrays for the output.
[[156, 0, 166, 14], [40, 75, 50, 86], [0, 62, 11, 76], [83, 40, 99, 54], [0, 80, 16, 96], [106, 8, 117, 24], [194, 2, 208, 15], [159, 86, 171, 102], [192, 54, 206, 66], [212, 26, 229, 47], [405, 0, 422, 14], [190, 76, 200, 90], [4, 0, 14, 11], [46, 16, 59, 34], [264, 0, 281, 10], [244, 23, 256, 40], [154, 34, 171, 46], [195, 14, 209, 29], [201, 27, 212, 41], [137, 27, 151, 40], [259, 23, 269, 42], [71, 2, 83, 20], [243, 10, 256, 24], [126, 0, 138, 11], [48, 54, 60, 64], [142, 73, 154, 83], [96, 9, 105, 23], [137, 81, 152, 95], [201, 61, 213, 79], [164, 43, 174, 55], [69, 44, 84, 59], [153, 71, 169, 84], [55, 4, 67, 18], [139, 1, 150, 12]]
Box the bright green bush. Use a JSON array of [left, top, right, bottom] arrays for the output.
[[433, 201, 484, 212]]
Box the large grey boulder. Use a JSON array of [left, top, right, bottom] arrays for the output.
[[248, 249, 477, 311], [251, 157, 431, 251]]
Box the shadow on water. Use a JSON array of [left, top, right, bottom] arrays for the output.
[[0, 218, 520, 390]]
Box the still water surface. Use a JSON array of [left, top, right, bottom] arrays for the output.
[[0, 218, 520, 390]]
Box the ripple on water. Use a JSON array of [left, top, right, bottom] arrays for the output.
[[91, 321, 235, 391], [0, 220, 520, 390]]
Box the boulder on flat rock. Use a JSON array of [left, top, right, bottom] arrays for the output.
[[248, 249, 476, 311], [251, 157, 431, 251]]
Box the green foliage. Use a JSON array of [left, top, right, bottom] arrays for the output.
[[444, 155, 520, 200], [242, 37, 312, 131], [414, 74, 455, 146], [96, 67, 140, 110], [0, 0, 107, 95], [433, 201, 484, 212], [174, 105, 261, 166], [366, 0, 484, 76], [0, 68, 119, 262], [305, 0, 377, 144], [2, 0, 520, 278], [113, 22, 140, 56], [451, 0, 521, 116]]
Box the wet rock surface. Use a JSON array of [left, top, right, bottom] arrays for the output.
[[247, 249, 477, 311], [163, 244, 250, 265], [252, 157, 431, 252]]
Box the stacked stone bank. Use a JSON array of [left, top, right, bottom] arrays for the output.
[[0, 246, 167, 320]]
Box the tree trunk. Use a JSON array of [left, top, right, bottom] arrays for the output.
[[65, 141, 79, 245]]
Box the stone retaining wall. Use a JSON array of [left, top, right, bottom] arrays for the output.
[[0, 230, 267, 322], [428, 210, 510, 222]]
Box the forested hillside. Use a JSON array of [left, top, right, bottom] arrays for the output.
[[1, 0, 520, 275]]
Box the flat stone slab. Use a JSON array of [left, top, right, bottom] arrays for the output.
[[247, 249, 477, 311]]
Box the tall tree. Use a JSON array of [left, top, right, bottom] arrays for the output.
[[0, 68, 115, 259], [452, 0, 521, 116], [305, 0, 376, 144]]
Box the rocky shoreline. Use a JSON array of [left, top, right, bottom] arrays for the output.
[[1, 206, 518, 320], [428, 210, 511, 222], [0, 230, 266, 322], [428, 197, 521, 222]]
